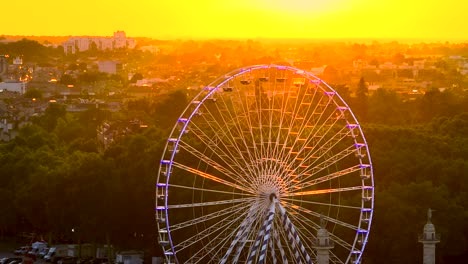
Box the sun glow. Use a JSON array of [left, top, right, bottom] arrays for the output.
[[1, 0, 467, 40]]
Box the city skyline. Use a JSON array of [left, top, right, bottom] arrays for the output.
[[2, 0, 467, 41]]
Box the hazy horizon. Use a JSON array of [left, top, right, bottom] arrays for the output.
[[2, 0, 467, 42], [2, 34, 467, 45]]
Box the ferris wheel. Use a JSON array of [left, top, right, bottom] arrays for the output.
[[156, 65, 374, 264]]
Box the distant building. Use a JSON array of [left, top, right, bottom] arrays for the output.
[[13, 56, 22, 65], [353, 59, 368, 69], [309, 66, 326, 76], [0, 81, 27, 94], [62, 31, 136, 54], [98, 61, 122, 75]]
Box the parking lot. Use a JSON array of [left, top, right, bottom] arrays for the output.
[[0, 242, 44, 264]]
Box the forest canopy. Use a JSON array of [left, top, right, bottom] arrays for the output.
[[0, 87, 467, 263]]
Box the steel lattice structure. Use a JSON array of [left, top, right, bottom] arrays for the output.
[[156, 65, 374, 264]]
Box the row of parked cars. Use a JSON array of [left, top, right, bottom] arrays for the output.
[[14, 242, 49, 260], [12, 243, 141, 264]]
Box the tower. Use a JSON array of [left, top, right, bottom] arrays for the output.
[[419, 208, 440, 264], [0, 55, 8, 79], [313, 216, 334, 264]]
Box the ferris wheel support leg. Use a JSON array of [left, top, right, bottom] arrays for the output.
[[247, 197, 277, 264], [273, 229, 288, 264], [220, 205, 258, 264], [278, 203, 314, 264], [269, 235, 276, 264]]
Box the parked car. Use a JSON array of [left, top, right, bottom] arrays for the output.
[[6, 259, 22, 264], [39, 247, 50, 259], [44, 245, 68, 263], [1, 258, 22, 264], [13, 246, 30, 256], [26, 248, 39, 259], [27, 241, 48, 259]]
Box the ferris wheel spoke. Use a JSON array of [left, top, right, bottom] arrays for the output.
[[286, 185, 365, 197], [186, 105, 260, 179], [208, 96, 259, 167], [291, 164, 362, 190], [329, 252, 345, 264], [220, 203, 263, 264], [216, 88, 263, 175], [277, 90, 334, 163], [288, 125, 351, 175], [283, 201, 359, 231], [284, 206, 354, 252], [185, 240, 235, 262], [168, 197, 255, 209], [174, 211, 243, 254], [189, 221, 248, 264], [233, 82, 265, 164], [169, 201, 252, 232], [178, 141, 253, 187], [295, 144, 358, 184], [293, 213, 353, 252], [188, 120, 257, 181], [269, 84, 294, 162], [172, 161, 254, 193], [278, 84, 321, 166], [170, 184, 253, 196], [266, 78, 283, 160], [282, 108, 346, 173], [232, 202, 270, 263], [282, 197, 362, 210]]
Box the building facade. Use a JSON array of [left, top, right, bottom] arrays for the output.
[[62, 31, 136, 54]]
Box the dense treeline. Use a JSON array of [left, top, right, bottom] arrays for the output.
[[1, 87, 468, 262], [348, 87, 468, 263], [0, 91, 186, 252], [0, 39, 64, 64]]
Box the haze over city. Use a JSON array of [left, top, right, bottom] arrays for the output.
[[1, 1, 468, 264], [2, 0, 468, 41]]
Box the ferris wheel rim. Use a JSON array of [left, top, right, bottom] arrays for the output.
[[156, 64, 374, 264]]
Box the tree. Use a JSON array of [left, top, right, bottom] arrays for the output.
[[352, 77, 369, 121], [130, 73, 143, 83], [24, 88, 43, 99], [60, 74, 76, 85], [39, 103, 67, 131], [322, 65, 340, 83], [368, 88, 404, 124]]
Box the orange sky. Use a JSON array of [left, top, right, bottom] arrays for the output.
[[1, 0, 467, 41]]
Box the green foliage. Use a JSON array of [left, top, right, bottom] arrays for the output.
[[0, 38, 63, 63], [0, 83, 467, 260], [130, 73, 143, 83], [59, 74, 76, 85], [24, 88, 43, 99]]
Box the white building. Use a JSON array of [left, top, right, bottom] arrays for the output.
[[63, 31, 136, 54], [13, 56, 23, 65], [0, 81, 27, 94], [98, 61, 122, 75]]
